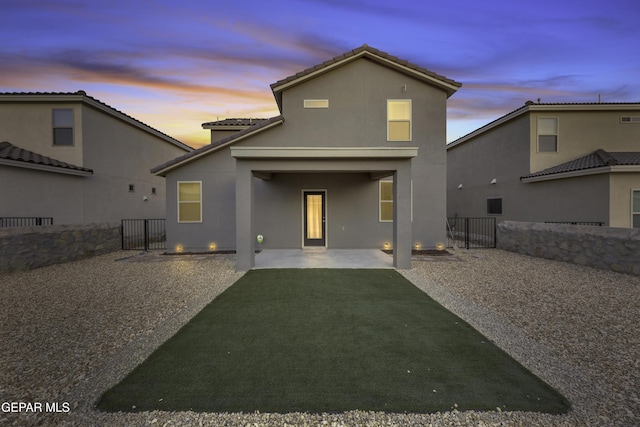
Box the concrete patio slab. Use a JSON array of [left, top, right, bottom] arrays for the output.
[[253, 248, 394, 269]]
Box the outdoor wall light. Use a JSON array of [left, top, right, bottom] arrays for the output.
[[209, 243, 217, 251], [490, 178, 497, 185], [414, 243, 421, 249], [436, 243, 445, 251], [457, 184, 463, 189], [143, 196, 149, 201], [384, 242, 390, 249], [176, 244, 183, 253]]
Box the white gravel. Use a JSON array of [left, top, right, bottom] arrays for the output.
[[0, 249, 638, 426]]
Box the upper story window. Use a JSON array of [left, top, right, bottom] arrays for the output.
[[537, 117, 558, 152], [177, 181, 202, 223], [387, 100, 412, 141], [53, 109, 74, 146]]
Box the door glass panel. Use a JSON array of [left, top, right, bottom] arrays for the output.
[[306, 195, 322, 239]]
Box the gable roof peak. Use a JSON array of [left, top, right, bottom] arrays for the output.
[[0, 91, 192, 152], [270, 45, 461, 111]]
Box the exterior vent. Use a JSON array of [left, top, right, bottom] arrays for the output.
[[620, 116, 640, 123], [304, 99, 329, 109]]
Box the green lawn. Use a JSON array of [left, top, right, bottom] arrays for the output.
[[97, 269, 569, 414]]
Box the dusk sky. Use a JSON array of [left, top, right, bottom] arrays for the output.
[[2, 0, 639, 148]]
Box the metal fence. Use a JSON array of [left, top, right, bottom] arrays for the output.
[[0, 217, 53, 227], [447, 217, 496, 249], [121, 219, 166, 250]]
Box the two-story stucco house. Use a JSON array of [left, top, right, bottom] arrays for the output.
[[447, 101, 640, 228], [152, 45, 461, 270], [0, 91, 192, 225]]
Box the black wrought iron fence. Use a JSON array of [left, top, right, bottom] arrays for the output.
[[447, 217, 496, 249], [0, 217, 53, 227], [121, 219, 166, 250]]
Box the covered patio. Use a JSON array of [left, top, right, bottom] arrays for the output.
[[253, 248, 394, 269], [232, 146, 417, 271]]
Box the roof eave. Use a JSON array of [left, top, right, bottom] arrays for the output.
[[520, 165, 640, 183], [0, 93, 193, 152], [80, 97, 193, 151], [270, 48, 461, 109], [447, 106, 529, 149], [0, 158, 93, 176], [448, 102, 640, 150], [201, 124, 252, 131], [152, 117, 285, 176]]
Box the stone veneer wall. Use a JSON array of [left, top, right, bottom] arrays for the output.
[[497, 221, 640, 276], [0, 223, 121, 273]]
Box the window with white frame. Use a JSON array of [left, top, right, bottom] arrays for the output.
[[53, 109, 74, 146], [633, 190, 640, 228], [387, 100, 411, 141], [177, 181, 202, 223], [379, 180, 393, 222], [537, 117, 558, 152]]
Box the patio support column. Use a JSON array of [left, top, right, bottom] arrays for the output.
[[235, 161, 254, 271], [393, 161, 412, 269]]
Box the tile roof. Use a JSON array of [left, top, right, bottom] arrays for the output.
[[152, 115, 285, 176], [521, 150, 640, 180], [202, 118, 270, 127], [272, 45, 460, 89], [0, 91, 192, 151], [270, 45, 462, 110], [449, 101, 640, 148], [0, 141, 93, 175]]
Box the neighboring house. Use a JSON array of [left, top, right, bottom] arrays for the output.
[[0, 91, 192, 225], [447, 101, 640, 228], [152, 45, 461, 270]]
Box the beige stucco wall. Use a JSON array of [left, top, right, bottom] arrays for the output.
[[609, 173, 640, 228], [0, 102, 83, 166], [529, 109, 640, 173], [1, 98, 190, 225], [449, 106, 640, 228], [81, 106, 189, 222]]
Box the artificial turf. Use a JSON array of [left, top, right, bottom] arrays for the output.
[[97, 269, 570, 414]]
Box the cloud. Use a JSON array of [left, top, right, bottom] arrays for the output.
[[0, 49, 274, 101]]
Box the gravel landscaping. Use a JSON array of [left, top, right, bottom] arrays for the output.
[[0, 249, 638, 426]]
